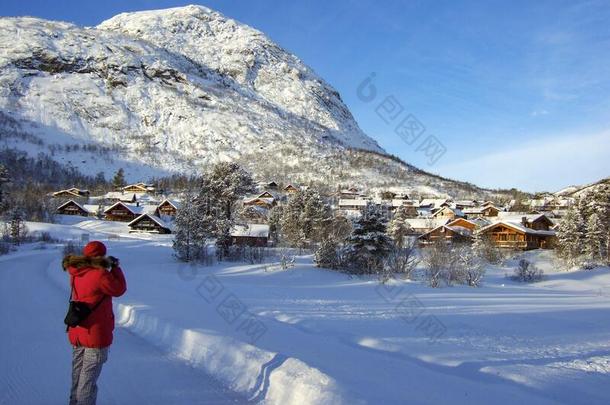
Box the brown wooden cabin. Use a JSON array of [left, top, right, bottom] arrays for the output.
[[104, 192, 137, 203], [157, 199, 179, 217], [283, 184, 299, 193], [266, 181, 279, 190], [432, 206, 465, 220], [122, 183, 155, 194], [56, 200, 90, 216], [477, 215, 556, 250], [104, 202, 138, 222], [463, 205, 500, 218], [240, 205, 269, 224], [53, 188, 89, 198], [446, 218, 478, 232], [128, 214, 171, 234], [418, 225, 473, 245], [231, 224, 269, 247], [243, 197, 275, 209]]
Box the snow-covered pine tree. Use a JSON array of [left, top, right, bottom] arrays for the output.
[[280, 189, 329, 249], [267, 204, 284, 245], [6, 207, 28, 245], [197, 163, 254, 259], [173, 192, 214, 262], [387, 207, 412, 248], [556, 206, 585, 266], [343, 203, 393, 274], [112, 168, 126, 190], [314, 238, 340, 269], [585, 212, 605, 263], [0, 164, 9, 214], [301, 189, 330, 245]]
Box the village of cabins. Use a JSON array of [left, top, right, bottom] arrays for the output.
[[52, 181, 572, 250]]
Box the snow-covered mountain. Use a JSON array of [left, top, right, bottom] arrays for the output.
[[0, 5, 494, 197], [554, 176, 610, 198]]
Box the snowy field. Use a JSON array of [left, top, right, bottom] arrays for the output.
[[1, 217, 610, 404]]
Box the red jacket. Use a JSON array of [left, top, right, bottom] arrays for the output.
[[63, 255, 127, 348]]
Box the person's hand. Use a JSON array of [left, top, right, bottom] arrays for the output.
[[108, 256, 120, 268]]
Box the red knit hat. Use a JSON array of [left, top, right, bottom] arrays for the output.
[[83, 241, 107, 257]]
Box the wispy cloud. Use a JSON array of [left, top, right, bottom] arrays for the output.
[[436, 131, 610, 192]]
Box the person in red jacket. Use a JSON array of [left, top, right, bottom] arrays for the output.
[[63, 240, 126, 405]]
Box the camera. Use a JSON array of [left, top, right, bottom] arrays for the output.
[[108, 256, 120, 268]]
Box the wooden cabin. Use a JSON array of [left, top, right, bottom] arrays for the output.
[[104, 191, 137, 203], [104, 202, 139, 222], [265, 181, 279, 190], [338, 199, 369, 211], [157, 199, 180, 217], [446, 218, 478, 232], [418, 224, 473, 245], [339, 187, 361, 199], [56, 200, 90, 216], [128, 214, 171, 234], [53, 188, 90, 198], [231, 224, 269, 247], [463, 205, 500, 218], [476, 215, 556, 250], [432, 206, 465, 220], [243, 197, 275, 209], [240, 205, 269, 224], [283, 184, 299, 193], [122, 183, 155, 194]]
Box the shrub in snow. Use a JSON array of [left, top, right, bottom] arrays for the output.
[[452, 245, 485, 287], [422, 239, 451, 288], [472, 232, 502, 264], [382, 239, 419, 282], [513, 259, 543, 282], [62, 240, 84, 257]]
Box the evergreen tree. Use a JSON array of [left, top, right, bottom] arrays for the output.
[[197, 163, 254, 259], [585, 212, 606, 262], [112, 168, 126, 190], [0, 164, 9, 214], [172, 192, 214, 262], [280, 189, 330, 249], [387, 207, 412, 247], [267, 205, 284, 245], [343, 204, 393, 274], [6, 207, 28, 245], [556, 206, 585, 266], [314, 238, 341, 269]]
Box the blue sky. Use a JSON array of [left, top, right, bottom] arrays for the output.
[[2, 0, 609, 192]]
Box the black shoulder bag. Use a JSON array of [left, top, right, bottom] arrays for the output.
[[64, 277, 106, 331]]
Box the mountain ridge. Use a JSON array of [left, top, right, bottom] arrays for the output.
[[0, 5, 506, 198]]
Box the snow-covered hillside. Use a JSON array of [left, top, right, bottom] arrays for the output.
[[0, 5, 496, 197], [555, 177, 610, 198]]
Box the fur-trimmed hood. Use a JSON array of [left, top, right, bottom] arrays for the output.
[[63, 255, 111, 276]]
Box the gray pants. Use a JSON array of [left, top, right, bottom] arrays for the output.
[[69, 346, 108, 405]]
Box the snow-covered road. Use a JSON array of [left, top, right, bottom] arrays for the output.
[[0, 249, 245, 405]]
